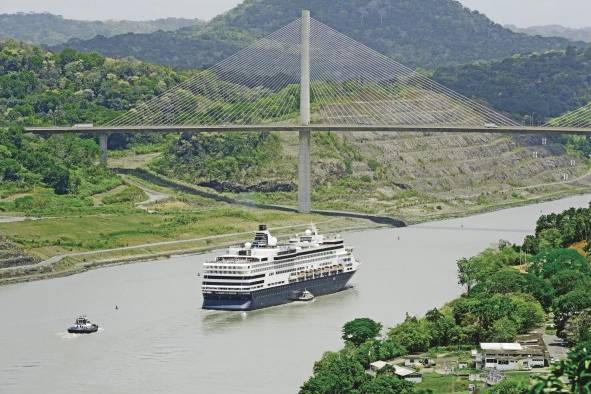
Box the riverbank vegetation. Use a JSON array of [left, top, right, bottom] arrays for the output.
[[301, 204, 591, 393]]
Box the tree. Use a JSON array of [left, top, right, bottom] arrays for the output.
[[550, 270, 591, 297], [511, 294, 545, 333], [357, 375, 414, 394], [529, 249, 590, 279], [530, 342, 591, 393], [423, 308, 461, 347], [300, 351, 368, 394], [489, 317, 518, 342], [538, 228, 564, 250], [490, 380, 528, 394], [457, 249, 504, 291], [522, 235, 539, 255], [388, 315, 432, 353], [554, 289, 591, 335], [0, 158, 21, 181], [477, 269, 528, 295], [342, 318, 383, 346], [564, 310, 591, 346]]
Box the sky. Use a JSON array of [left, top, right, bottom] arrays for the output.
[[0, 0, 590, 28]]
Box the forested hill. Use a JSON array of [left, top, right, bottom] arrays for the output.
[[507, 24, 591, 43], [0, 40, 186, 198], [433, 45, 591, 123], [0, 13, 203, 46], [53, 0, 576, 69]]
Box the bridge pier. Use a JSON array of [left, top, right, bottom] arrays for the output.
[[99, 133, 108, 167], [298, 129, 311, 213]]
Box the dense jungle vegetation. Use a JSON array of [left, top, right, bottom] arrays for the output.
[[301, 204, 591, 393], [434, 45, 591, 123], [0, 40, 184, 208]]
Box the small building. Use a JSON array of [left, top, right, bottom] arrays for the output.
[[393, 365, 423, 384], [369, 361, 388, 373], [474, 343, 546, 371], [368, 361, 423, 383]]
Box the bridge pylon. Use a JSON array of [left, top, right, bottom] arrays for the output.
[[298, 9, 312, 214]]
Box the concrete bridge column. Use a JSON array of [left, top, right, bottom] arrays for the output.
[[298, 130, 311, 213], [298, 9, 311, 214], [99, 133, 108, 167]]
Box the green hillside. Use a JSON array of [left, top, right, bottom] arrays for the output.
[[0, 40, 185, 199], [53, 0, 576, 69], [1, 40, 589, 224], [0, 13, 203, 46], [433, 45, 591, 123]]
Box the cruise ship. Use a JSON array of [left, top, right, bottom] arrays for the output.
[[202, 225, 360, 311]]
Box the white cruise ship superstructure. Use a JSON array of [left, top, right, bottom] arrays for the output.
[[201, 225, 360, 310]]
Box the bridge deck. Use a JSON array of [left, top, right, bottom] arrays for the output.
[[24, 124, 591, 135]]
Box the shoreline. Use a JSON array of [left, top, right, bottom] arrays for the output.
[[1, 187, 590, 286]]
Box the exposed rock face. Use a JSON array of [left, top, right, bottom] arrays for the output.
[[336, 132, 583, 196], [0, 236, 39, 269], [198, 180, 295, 193]]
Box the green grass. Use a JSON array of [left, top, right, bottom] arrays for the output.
[[415, 373, 470, 393], [0, 203, 333, 260], [415, 371, 540, 393], [102, 185, 148, 204]]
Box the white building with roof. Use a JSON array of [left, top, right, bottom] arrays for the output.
[[474, 343, 546, 371], [368, 361, 423, 383]]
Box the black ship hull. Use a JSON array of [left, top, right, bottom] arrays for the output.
[[202, 271, 356, 311], [67, 325, 98, 334]]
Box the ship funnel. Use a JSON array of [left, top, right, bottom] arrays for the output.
[[259, 224, 268, 231]]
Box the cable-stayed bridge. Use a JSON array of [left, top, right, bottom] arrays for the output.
[[25, 10, 591, 213]]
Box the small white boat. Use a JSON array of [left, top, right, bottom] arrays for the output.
[[67, 316, 99, 334], [297, 290, 315, 302]]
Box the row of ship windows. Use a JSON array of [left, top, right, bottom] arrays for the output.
[[215, 257, 259, 263], [252, 253, 337, 273], [205, 271, 249, 275], [273, 256, 335, 271], [206, 251, 342, 275], [251, 250, 337, 270], [202, 284, 264, 291], [277, 260, 338, 275], [267, 281, 285, 287]]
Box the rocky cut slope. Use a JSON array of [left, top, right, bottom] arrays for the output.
[[150, 128, 590, 222], [0, 235, 39, 269]]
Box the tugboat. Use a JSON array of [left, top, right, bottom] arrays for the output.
[[67, 316, 99, 334], [297, 290, 315, 302]]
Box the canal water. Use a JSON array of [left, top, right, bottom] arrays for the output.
[[1, 195, 590, 394]]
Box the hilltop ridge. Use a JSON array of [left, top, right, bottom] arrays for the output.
[[0, 12, 203, 46], [53, 0, 577, 69]]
